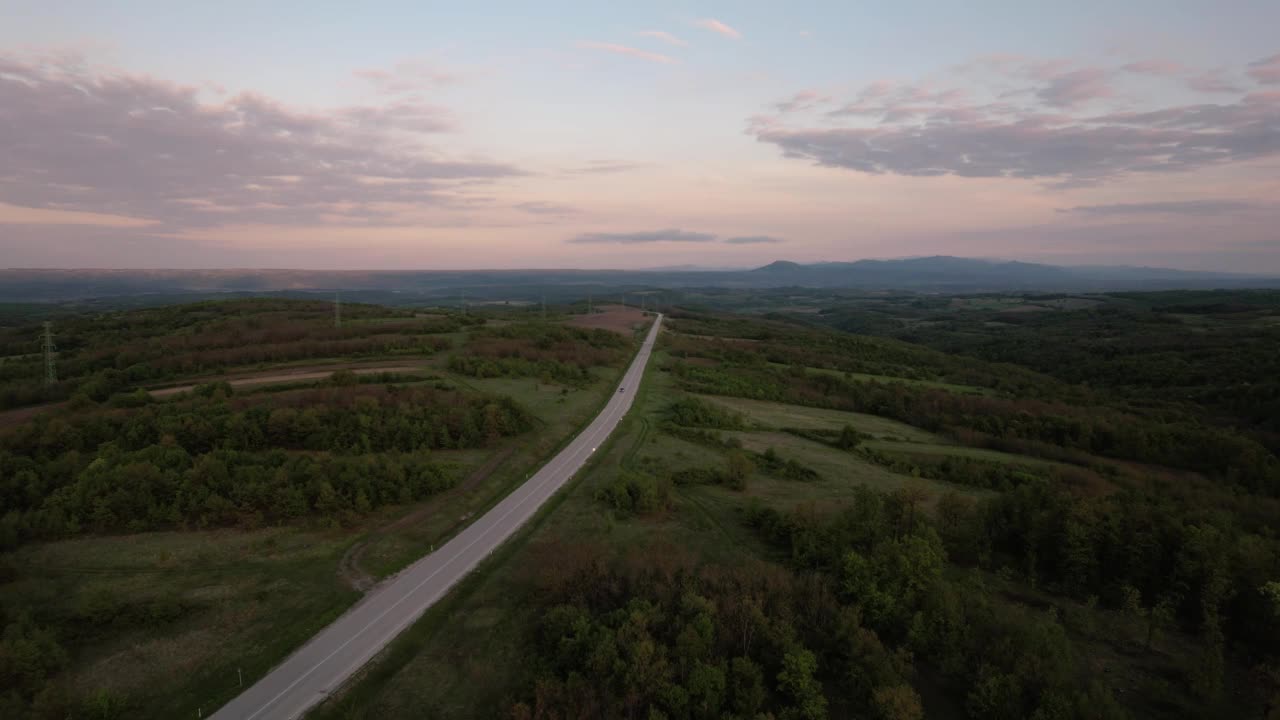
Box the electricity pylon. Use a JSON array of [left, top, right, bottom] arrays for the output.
[[42, 322, 57, 386]]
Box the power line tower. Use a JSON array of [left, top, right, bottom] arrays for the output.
[[41, 321, 57, 386], [334, 293, 342, 328]]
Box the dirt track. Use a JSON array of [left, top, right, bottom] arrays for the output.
[[149, 364, 422, 397], [0, 362, 425, 425]]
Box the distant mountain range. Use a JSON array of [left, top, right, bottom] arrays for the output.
[[2, 257, 1277, 303], [743, 256, 1275, 290]]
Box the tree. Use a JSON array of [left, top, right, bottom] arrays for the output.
[[965, 667, 1024, 720], [1189, 624, 1226, 702], [1146, 596, 1176, 652], [778, 648, 828, 720], [725, 452, 754, 491], [838, 424, 862, 450], [686, 660, 726, 718], [888, 486, 930, 538], [1261, 581, 1280, 618], [330, 370, 358, 386], [872, 684, 923, 720], [729, 656, 765, 717], [0, 613, 68, 696]]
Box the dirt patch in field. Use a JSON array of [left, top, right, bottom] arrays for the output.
[[0, 362, 427, 426], [0, 402, 60, 428], [149, 363, 422, 397], [566, 304, 651, 335], [672, 333, 761, 343]]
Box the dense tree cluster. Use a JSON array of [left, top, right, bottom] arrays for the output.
[[748, 482, 1280, 716], [816, 290, 1280, 447], [0, 385, 532, 545], [652, 309, 1280, 715], [665, 311, 1064, 401], [449, 324, 629, 385], [5, 385, 531, 457], [671, 453, 755, 492], [0, 612, 72, 717], [667, 397, 748, 430], [514, 487, 1146, 719], [513, 548, 923, 720], [0, 443, 457, 546], [781, 425, 867, 452], [976, 480, 1280, 662], [596, 470, 673, 516], [753, 447, 821, 483], [858, 448, 1052, 492]]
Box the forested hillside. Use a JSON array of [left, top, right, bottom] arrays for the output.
[[811, 290, 1280, 449], [3, 294, 1279, 719], [0, 299, 643, 718], [0, 299, 478, 410], [317, 296, 1280, 720]]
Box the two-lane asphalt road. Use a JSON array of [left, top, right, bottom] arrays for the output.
[[212, 315, 663, 720]]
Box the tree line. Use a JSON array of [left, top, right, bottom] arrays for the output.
[[0, 383, 533, 546], [0, 299, 475, 410], [450, 324, 630, 385], [669, 360, 1279, 496]]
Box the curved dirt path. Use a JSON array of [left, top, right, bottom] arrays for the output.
[[0, 362, 426, 425], [149, 364, 423, 397]]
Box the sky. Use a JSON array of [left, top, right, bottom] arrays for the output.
[[1, 0, 1278, 272]]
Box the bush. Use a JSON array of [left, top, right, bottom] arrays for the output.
[[597, 471, 670, 516]]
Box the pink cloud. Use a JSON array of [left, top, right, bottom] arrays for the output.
[[577, 42, 677, 65], [952, 54, 1030, 75], [0, 51, 520, 231], [695, 19, 742, 40], [353, 58, 457, 94], [1038, 68, 1112, 107], [1026, 59, 1076, 81], [637, 31, 687, 47], [858, 80, 895, 100], [775, 90, 831, 113], [1122, 59, 1186, 76], [756, 55, 1280, 187], [1186, 70, 1242, 94], [1248, 53, 1280, 84], [1244, 90, 1280, 105]]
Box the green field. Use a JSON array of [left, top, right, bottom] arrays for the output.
[[1, 527, 357, 716], [309, 343, 991, 717], [353, 371, 620, 580], [861, 440, 1065, 468], [724, 430, 989, 506], [0, 302, 645, 718], [767, 361, 995, 396], [696, 394, 944, 442], [5, 294, 1275, 720]]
